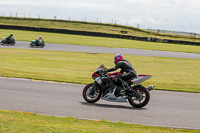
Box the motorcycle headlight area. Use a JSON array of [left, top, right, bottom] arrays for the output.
[[95, 77, 102, 85]]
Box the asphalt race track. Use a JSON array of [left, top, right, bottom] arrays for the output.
[[0, 41, 200, 59], [0, 77, 200, 129], [0, 41, 200, 129]]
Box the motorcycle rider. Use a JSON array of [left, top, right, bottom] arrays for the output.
[[106, 54, 137, 94], [36, 36, 43, 45], [6, 34, 14, 43]]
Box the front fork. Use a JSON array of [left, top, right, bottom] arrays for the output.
[[91, 81, 98, 94]]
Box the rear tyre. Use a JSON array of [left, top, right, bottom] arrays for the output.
[[30, 43, 35, 47], [83, 83, 102, 103], [128, 86, 150, 108]]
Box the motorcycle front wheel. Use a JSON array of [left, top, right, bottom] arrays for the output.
[[1, 40, 4, 45], [82, 83, 102, 103], [11, 41, 15, 45], [41, 44, 45, 48], [128, 86, 150, 108]]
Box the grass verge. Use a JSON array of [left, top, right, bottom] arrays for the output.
[[0, 48, 199, 93], [0, 110, 199, 133], [1, 17, 200, 42], [0, 29, 200, 53]]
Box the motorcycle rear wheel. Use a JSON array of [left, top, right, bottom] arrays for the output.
[[83, 83, 102, 103], [30, 43, 35, 47], [128, 86, 150, 108]]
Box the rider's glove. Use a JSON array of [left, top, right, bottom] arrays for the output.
[[103, 69, 107, 73]]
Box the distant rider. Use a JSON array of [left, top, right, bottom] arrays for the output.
[[36, 36, 43, 45], [106, 54, 137, 94], [6, 34, 14, 43]]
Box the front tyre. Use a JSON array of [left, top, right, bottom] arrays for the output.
[[1, 40, 4, 45], [41, 43, 45, 48], [11, 41, 15, 45], [128, 86, 150, 108], [83, 83, 102, 103]]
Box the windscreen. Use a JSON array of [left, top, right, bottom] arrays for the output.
[[96, 64, 106, 72]]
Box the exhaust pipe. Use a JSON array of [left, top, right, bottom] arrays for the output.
[[146, 85, 154, 91]]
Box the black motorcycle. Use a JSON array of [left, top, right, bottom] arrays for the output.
[[1, 37, 16, 45], [83, 65, 154, 108]]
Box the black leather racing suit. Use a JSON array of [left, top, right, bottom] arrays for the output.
[[107, 59, 137, 80], [6, 34, 13, 43], [107, 59, 137, 93]]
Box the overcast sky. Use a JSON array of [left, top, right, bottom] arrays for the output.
[[0, 0, 200, 33]]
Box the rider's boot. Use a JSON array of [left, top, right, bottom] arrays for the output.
[[121, 83, 131, 94], [116, 78, 131, 95], [115, 77, 140, 97]]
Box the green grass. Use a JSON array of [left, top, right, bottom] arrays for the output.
[[1, 17, 200, 42], [0, 110, 198, 133], [1, 29, 200, 53], [1, 17, 200, 132], [0, 48, 199, 93]]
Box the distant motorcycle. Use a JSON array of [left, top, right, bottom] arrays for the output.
[[30, 40, 45, 48], [1, 37, 16, 45], [83, 64, 154, 108]]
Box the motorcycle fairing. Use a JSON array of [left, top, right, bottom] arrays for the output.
[[31, 40, 36, 43], [130, 75, 152, 84], [95, 77, 102, 85], [102, 88, 127, 102], [95, 64, 106, 72], [108, 72, 122, 78]]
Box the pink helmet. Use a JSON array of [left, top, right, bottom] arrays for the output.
[[114, 54, 124, 64]]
